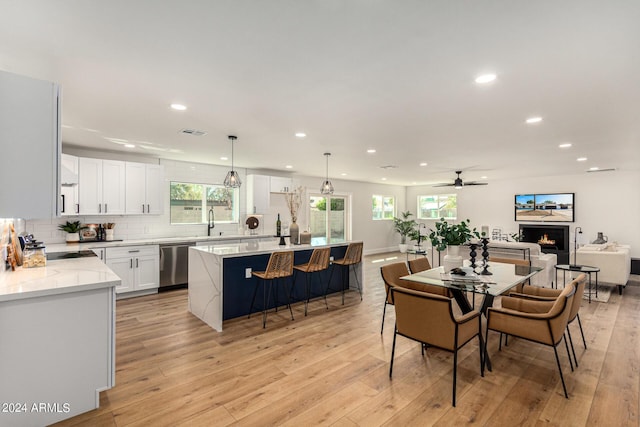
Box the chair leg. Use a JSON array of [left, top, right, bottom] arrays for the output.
[[576, 314, 587, 349], [263, 279, 273, 328], [351, 264, 362, 301], [283, 276, 294, 321], [389, 326, 398, 378], [452, 349, 458, 407], [563, 333, 574, 372], [567, 327, 578, 367], [324, 264, 335, 309], [478, 317, 485, 377], [341, 265, 347, 305], [553, 345, 569, 398], [381, 300, 388, 334]]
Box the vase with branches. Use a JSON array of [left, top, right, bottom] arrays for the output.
[[285, 186, 303, 244]]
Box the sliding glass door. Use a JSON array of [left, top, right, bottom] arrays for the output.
[[308, 194, 350, 244]]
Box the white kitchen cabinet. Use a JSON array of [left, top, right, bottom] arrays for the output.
[[92, 247, 106, 262], [78, 158, 126, 215], [60, 154, 79, 215], [106, 245, 159, 297], [125, 162, 165, 215], [0, 70, 60, 219], [270, 176, 293, 193], [246, 174, 270, 214]]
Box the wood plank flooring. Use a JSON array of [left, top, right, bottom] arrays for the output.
[[55, 252, 640, 426]]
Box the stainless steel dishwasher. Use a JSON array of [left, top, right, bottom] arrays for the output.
[[159, 242, 196, 290]]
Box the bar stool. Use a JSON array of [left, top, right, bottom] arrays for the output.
[[248, 251, 294, 328], [293, 247, 331, 315], [325, 242, 363, 305]]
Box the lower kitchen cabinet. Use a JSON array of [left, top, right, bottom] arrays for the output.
[[105, 245, 159, 298]]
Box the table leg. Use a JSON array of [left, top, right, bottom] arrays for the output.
[[588, 272, 592, 304], [595, 271, 598, 299]]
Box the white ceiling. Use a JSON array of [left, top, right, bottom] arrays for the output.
[[1, 1, 639, 186]]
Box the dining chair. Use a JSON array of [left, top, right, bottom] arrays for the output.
[[389, 286, 484, 407], [293, 247, 331, 315], [509, 274, 588, 367], [485, 280, 576, 398], [325, 242, 363, 305], [380, 262, 449, 334], [408, 257, 431, 274], [248, 251, 295, 328]]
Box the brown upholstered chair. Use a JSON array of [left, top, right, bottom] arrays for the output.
[[326, 242, 363, 304], [389, 286, 484, 407], [379, 262, 448, 334], [485, 279, 577, 398], [408, 257, 432, 274], [248, 251, 294, 328], [293, 247, 331, 315], [509, 274, 588, 366]]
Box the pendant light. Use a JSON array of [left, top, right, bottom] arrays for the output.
[[223, 135, 242, 188], [320, 152, 334, 194]]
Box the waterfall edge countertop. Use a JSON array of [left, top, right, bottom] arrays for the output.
[[191, 239, 358, 258], [0, 257, 120, 302]]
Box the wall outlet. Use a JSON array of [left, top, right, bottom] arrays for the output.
[[329, 256, 334, 261], [245, 268, 252, 279]]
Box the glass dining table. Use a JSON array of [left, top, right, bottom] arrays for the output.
[[401, 262, 543, 315]]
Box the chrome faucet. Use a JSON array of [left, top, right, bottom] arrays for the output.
[[207, 208, 215, 236]]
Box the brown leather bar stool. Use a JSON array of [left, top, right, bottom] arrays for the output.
[[293, 247, 331, 315], [248, 251, 294, 328], [325, 242, 363, 305]]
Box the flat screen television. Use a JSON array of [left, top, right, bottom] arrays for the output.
[[514, 192, 574, 222]]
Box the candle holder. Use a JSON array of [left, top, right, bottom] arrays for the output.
[[480, 237, 492, 275], [469, 243, 478, 270]]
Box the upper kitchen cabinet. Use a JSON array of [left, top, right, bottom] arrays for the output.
[[0, 70, 60, 219], [60, 154, 79, 215], [78, 158, 126, 215], [246, 174, 270, 214], [125, 162, 165, 215], [270, 176, 293, 193]]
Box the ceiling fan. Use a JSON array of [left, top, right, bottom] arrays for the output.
[[432, 171, 488, 189]]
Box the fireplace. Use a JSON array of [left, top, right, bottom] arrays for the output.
[[519, 224, 569, 264]]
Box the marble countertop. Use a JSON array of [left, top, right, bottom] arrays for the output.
[[47, 233, 274, 253], [0, 257, 120, 302], [192, 240, 360, 258]]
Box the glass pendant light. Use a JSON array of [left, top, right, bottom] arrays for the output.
[[223, 135, 241, 188], [320, 152, 334, 194]]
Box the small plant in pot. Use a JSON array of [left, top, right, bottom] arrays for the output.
[[393, 211, 417, 253], [58, 221, 83, 243], [428, 218, 480, 251]]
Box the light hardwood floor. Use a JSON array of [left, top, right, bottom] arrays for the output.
[[55, 252, 639, 426]]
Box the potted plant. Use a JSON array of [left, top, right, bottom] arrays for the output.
[[58, 221, 83, 243], [428, 218, 480, 270], [393, 211, 417, 253]]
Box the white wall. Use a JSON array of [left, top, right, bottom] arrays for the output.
[[406, 170, 640, 258]]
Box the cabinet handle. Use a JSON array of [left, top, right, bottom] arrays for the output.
[[75, 203, 79, 214], [99, 204, 102, 213], [142, 204, 145, 213], [61, 194, 65, 213], [128, 250, 140, 253], [147, 204, 150, 213], [105, 203, 108, 214], [130, 259, 133, 268], [136, 258, 139, 268]]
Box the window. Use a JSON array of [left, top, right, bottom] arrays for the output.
[[417, 194, 457, 220], [170, 182, 238, 224], [372, 195, 395, 220], [309, 194, 349, 244]]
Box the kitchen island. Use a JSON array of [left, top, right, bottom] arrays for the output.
[[0, 257, 119, 427], [188, 240, 363, 331]]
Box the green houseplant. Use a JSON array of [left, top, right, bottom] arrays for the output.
[[58, 221, 83, 243], [428, 218, 480, 252], [393, 211, 418, 252]]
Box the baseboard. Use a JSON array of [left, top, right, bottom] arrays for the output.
[[363, 246, 402, 256]]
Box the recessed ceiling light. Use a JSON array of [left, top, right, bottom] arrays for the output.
[[480, 176, 488, 179], [381, 177, 387, 181], [341, 173, 347, 176], [285, 165, 293, 169], [124, 144, 135, 148], [526, 117, 543, 124], [419, 162, 427, 167], [367, 149, 376, 154], [220, 156, 228, 161], [577, 157, 588, 162], [475, 73, 497, 84], [295, 132, 306, 138], [170, 103, 187, 111], [559, 143, 572, 148], [589, 167, 599, 171]]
